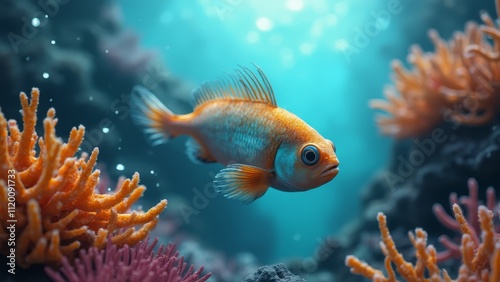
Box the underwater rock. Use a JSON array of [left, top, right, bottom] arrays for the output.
[[244, 264, 306, 282], [348, 120, 500, 235]]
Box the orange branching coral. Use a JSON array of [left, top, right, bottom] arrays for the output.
[[345, 205, 500, 281], [0, 88, 167, 267], [371, 0, 500, 138]]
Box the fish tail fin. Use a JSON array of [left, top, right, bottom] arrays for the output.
[[131, 85, 179, 146]]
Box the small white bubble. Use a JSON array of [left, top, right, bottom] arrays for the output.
[[51, 40, 56, 44], [45, 14, 48, 18], [32, 18, 40, 27], [256, 17, 273, 31], [156, 183, 160, 187], [89, 96, 94, 101], [49, 98, 53, 102], [118, 146, 122, 150], [114, 110, 119, 114], [76, 37, 80, 41], [150, 170, 155, 174], [286, 0, 304, 11], [102, 127, 110, 133], [107, 187, 112, 192], [42, 72, 50, 79], [116, 164, 125, 171], [105, 49, 109, 54]]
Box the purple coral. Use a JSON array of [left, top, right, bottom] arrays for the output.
[[432, 178, 499, 262], [45, 237, 211, 282]]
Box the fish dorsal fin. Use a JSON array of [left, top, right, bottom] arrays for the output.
[[193, 65, 277, 109]]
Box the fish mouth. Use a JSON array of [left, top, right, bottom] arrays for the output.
[[321, 164, 339, 177]]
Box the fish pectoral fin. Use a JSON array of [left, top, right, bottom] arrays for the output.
[[214, 164, 271, 204], [186, 137, 216, 163]]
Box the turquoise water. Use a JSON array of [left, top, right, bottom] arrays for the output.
[[120, 0, 397, 263], [120, 0, 403, 263], [2, 0, 500, 280]]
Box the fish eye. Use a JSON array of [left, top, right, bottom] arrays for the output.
[[301, 145, 320, 166]]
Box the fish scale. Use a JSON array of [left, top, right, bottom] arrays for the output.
[[195, 101, 282, 168]]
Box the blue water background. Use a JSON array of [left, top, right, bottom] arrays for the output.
[[119, 0, 406, 263]]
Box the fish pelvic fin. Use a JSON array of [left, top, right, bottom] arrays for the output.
[[186, 137, 216, 164], [214, 164, 271, 204], [131, 85, 178, 146], [193, 64, 277, 109]]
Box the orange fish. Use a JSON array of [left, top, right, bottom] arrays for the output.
[[131, 66, 339, 203]]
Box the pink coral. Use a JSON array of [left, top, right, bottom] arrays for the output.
[[45, 237, 211, 282], [433, 178, 499, 262]]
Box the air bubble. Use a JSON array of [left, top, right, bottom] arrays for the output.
[[31, 18, 40, 27]]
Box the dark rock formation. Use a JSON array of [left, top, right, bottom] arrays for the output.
[[244, 264, 306, 282]]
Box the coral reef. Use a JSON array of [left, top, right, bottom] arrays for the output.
[[45, 237, 211, 282], [312, 160, 500, 281], [433, 178, 499, 262], [370, 0, 500, 138], [345, 205, 500, 281], [0, 88, 166, 267], [244, 264, 306, 282]]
